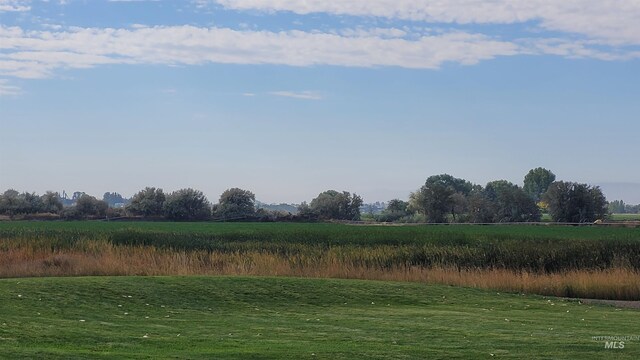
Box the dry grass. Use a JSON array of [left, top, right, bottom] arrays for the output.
[[1, 239, 638, 300]]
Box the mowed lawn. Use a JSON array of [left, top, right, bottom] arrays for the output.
[[0, 276, 639, 359]]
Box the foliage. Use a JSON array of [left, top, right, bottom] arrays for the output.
[[523, 167, 556, 202], [609, 200, 640, 214], [102, 192, 129, 207], [40, 191, 63, 213], [163, 188, 211, 221], [75, 194, 109, 218], [126, 187, 166, 217], [410, 174, 473, 223], [214, 188, 256, 220], [544, 181, 608, 223], [0, 189, 46, 216], [377, 199, 410, 222], [308, 190, 363, 220], [485, 180, 541, 222]]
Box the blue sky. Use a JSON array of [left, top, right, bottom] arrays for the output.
[[1, 0, 639, 204]]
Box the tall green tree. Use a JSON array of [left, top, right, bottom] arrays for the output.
[[215, 188, 256, 220], [75, 194, 108, 218], [544, 181, 607, 223], [41, 191, 63, 214], [485, 180, 541, 222], [163, 188, 211, 221], [309, 190, 363, 220], [608, 200, 626, 214], [410, 174, 472, 223], [127, 187, 166, 217], [523, 167, 556, 202], [0, 190, 23, 216]]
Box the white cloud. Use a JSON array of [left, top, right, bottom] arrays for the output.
[[0, 25, 521, 79], [211, 0, 640, 46], [0, 0, 30, 12], [0, 79, 22, 95], [0, 21, 637, 81], [269, 91, 322, 100]]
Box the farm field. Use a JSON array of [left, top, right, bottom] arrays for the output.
[[1, 276, 639, 359], [1, 221, 639, 299], [610, 214, 640, 221]]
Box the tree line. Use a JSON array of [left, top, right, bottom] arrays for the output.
[[0, 167, 628, 223]]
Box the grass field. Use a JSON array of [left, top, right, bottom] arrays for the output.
[[1, 221, 639, 299], [1, 276, 639, 359], [611, 214, 640, 221]]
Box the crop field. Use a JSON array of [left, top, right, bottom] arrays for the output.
[[1, 276, 640, 359], [1, 221, 639, 300]]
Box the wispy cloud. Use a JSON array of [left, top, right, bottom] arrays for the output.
[[0, 0, 30, 12], [269, 91, 322, 100], [210, 0, 640, 46], [0, 25, 522, 79], [0, 79, 22, 96]]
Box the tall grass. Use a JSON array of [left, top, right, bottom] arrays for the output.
[[1, 222, 639, 299], [0, 238, 638, 300]]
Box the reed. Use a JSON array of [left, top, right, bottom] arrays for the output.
[[1, 237, 638, 300]]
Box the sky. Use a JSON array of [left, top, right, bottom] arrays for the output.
[[1, 0, 639, 204]]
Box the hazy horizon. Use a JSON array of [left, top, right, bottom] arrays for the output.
[[2, 1, 639, 205]]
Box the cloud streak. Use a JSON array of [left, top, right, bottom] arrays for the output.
[[269, 91, 322, 100], [0, 0, 30, 12], [0, 79, 21, 95], [211, 0, 640, 46], [0, 25, 523, 79]]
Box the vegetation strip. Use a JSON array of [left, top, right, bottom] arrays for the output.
[[1, 222, 639, 300]]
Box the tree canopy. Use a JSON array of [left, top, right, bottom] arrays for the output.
[[163, 188, 211, 221], [544, 181, 607, 223], [215, 188, 256, 220], [523, 167, 556, 202], [127, 187, 166, 217], [309, 190, 363, 220]]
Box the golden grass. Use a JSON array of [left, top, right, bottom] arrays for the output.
[[1, 239, 638, 300]]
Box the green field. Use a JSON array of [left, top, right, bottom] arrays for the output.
[[1, 276, 639, 359], [611, 214, 640, 221]]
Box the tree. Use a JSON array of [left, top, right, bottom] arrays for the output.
[[544, 181, 607, 223], [308, 190, 363, 220], [523, 167, 556, 202], [485, 180, 541, 222], [467, 186, 495, 223], [409, 174, 472, 223], [22, 192, 44, 213], [126, 187, 166, 217], [41, 191, 63, 214], [102, 192, 128, 208], [163, 188, 211, 221], [608, 200, 626, 214], [215, 188, 256, 220], [378, 199, 410, 222], [75, 194, 108, 218], [0, 189, 23, 216]]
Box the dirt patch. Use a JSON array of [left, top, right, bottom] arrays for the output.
[[577, 298, 640, 309]]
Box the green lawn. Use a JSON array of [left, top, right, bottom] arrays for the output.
[[1, 276, 638, 359]]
